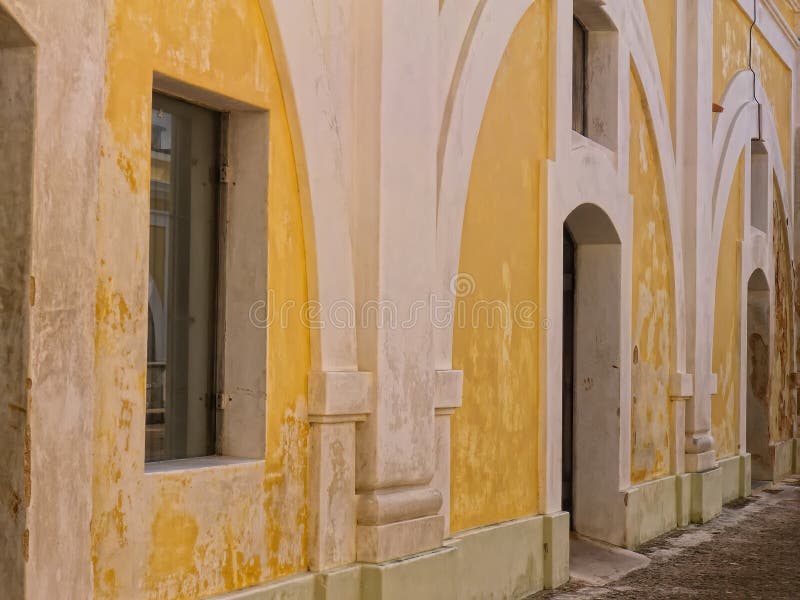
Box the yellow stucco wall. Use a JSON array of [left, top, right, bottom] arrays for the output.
[[629, 67, 674, 485], [643, 0, 677, 148], [92, 1, 310, 598], [712, 153, 744, 459], [450, 0, 549, 533], [713, 0, 792, 176], [770, 184, 795, 444]]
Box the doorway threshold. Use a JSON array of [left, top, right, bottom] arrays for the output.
[[568, 534, 650, 587], [751, 480, 771, 493]]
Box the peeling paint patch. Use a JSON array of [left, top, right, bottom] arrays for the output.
[[92, 0, 311, 597], [116, 153, 138, 192]]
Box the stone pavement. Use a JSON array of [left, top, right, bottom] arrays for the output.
[[531, 476, 800, 599]]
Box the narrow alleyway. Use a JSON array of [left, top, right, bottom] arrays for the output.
[[532, 477, 800, 599]]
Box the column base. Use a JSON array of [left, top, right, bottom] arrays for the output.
[[543, 512, 570, 589], [771, 439, 795, 481], [447, 515, 546, 598], [689, 467, 722, 523], [717, 454, 751, 503], [623, 476, 679, 548], [361, 547, 457, 600], [740, 453, 752, 498], [684, 450, 716, 472], [676, 473, 691, 526], [315, 566, 362, 600], [206, 515, 558, 599], [794, 438, 800, 474], [356, 514, 443, 563]]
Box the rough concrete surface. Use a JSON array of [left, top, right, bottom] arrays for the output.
[[568, 536, 650, 586], [531, 477, 800, 599]]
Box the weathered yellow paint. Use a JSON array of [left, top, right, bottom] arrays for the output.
[[712, 152, 744, 459], [146, 489, 200, 586], [629, 66, 674, 485], [643, 0, 676, 148], [92, 1, 310, 598], [713, 0, 792, 176], [450, 0, 549, 533], [770, 184, 795, 443]]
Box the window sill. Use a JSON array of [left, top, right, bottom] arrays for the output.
[[144, 455, 264, 475]]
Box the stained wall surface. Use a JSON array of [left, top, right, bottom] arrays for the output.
[[450, 0, 549, 533], [92, 1, 310, 598], [711, 0, 796, 466], [629, 68, 674, 485], [3, 0, 799, 598], [770, 187, 795, 445], [712, 153, 745, 459], [0, 1, 109, 598]]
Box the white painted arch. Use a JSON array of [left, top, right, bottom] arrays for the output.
[[436, 0, 689, 373], [436, 0, 540, 368], [710, 70, 791, 287], [711, 69, 790, 463], [259, 0, 359, 372]]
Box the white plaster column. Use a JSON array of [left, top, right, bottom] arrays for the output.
[[431, 370, 463, 539], [677, 0, 717, 472], [350, 0, 443, 564], [669, 373, 694, 474], [308, 371, 371, 572], [540, 0, 578, 516]]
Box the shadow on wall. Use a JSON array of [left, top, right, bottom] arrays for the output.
[[746, 269, 770, 481], [0, 6, 36, 599]]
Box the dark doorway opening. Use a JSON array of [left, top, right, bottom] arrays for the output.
[[562, 226, 576, 522], [561, 203, 623, 544]]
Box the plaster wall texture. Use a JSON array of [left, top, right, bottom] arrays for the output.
[[712, 152, 745, 459], [92, 1, 311, 598], [0, 35, 35, 600], [6, 0, 800, 598], [623, 475, 678, 549], [718, 455, 745, 503], [0, 2, 108, 599], [709, 0, 798, 485], [713, 0, 792, 177], [643, 0, 677, 148], [769, 191, 795, 444], [450, 0, 548, 533], [629, 66, 675, 485]]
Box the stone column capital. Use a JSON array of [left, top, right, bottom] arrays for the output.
[[435, 369, 463, 412], [668, 371, 694, 401], [308, 370, 372, 421]]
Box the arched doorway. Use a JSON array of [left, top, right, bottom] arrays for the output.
[[562, 203, 623, 543], [746, 269, 771, 483]]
